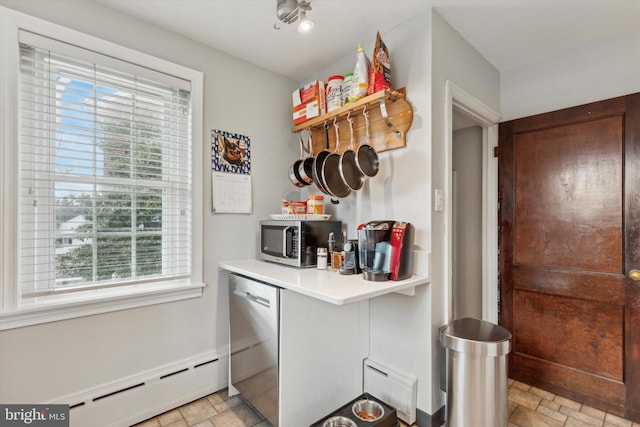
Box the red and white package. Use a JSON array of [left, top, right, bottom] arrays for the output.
[[368, 32, 391, 95]]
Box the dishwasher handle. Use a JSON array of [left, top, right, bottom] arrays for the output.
[[232, 287, 272, 308]]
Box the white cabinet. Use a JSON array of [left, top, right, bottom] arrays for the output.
[[279, 289, 369, 426], [229, 273, 369, 427]]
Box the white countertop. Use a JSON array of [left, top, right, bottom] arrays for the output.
[[219, 259, 430, 305]]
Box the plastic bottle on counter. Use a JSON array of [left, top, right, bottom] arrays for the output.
[[317, 247, 328, 270], [326, 75, 344, 112], [331, 251, 343, 271], [328, 232, 335, 251], [328, 232, 336, 268], [306, 195, 324, 215]]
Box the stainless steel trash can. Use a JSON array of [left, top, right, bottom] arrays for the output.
[[440, 318, 512, 427]]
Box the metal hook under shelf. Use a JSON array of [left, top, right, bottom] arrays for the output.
[[379, 97, 401, 138], [363, 109, 370, 143]]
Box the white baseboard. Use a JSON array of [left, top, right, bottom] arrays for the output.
[[49, 351, 229, 427]]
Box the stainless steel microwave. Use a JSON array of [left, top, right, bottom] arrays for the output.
[[260, 219, 343, 267]]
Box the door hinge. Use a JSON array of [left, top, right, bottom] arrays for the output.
[[494, 146, 500, 158]]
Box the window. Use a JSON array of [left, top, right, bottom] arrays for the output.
[[19, 32, 192, 295], [1, 8, 204, 329]]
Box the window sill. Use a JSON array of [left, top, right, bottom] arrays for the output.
[[0, 281, 205, 330]]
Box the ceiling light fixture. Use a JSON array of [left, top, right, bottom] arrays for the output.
[[275, 0, 313, 33], [297, 10, 314, 33]]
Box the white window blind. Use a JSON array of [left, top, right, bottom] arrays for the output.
[[18, 31, 193, 298]]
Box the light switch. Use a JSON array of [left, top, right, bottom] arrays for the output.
[[434, 189, 444, 211]]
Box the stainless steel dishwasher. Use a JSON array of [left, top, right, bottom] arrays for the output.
[[229, 273, 280, 426]]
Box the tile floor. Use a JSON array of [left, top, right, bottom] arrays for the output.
[[132, 388, 270, 427], [505, 379, 639, 427], [132, 380, 640, 427]]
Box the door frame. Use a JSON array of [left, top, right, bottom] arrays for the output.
[[444, 80, 501, 323]]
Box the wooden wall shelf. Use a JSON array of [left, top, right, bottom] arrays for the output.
[[291, 88, 413, 156]]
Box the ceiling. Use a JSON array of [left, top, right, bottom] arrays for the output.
[[98, 0, 640, 81]]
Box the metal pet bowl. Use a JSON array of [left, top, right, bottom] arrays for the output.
[[352, 399, 385, 422], [322, 416, 357, 427]]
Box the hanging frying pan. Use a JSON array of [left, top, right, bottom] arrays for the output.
[[355, 108, 380, 177], [321, 119, 352, 198], [288, 133, 310, 187], [297, 129, 314, 185], [312, 122, 331, 195], [339, 113, 366, 190]]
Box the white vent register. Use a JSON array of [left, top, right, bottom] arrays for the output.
[[363, 358, 418, 425]]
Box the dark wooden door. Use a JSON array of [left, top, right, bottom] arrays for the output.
[[498, 93, 640, 422]]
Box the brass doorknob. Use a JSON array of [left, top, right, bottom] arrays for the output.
[[630, 270, 640, 282]]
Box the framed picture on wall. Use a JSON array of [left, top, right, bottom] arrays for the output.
[[211, 129, 251, 175]]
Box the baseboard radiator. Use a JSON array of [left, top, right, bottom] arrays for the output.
[[50, 351, 228, 427], [363, 358, 418, 425]]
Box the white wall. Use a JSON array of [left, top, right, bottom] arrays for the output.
[[302, 11, 435, 416], [0, 0, 297, 411], [425, 10, 640, 421], [501, 27, 640, 121], [300, 9, 501, 419], [299, 20, 433, 244], [452, 125, 483, 320], [298, 7, 638, 420], [430, 9, 500, 413], [365, 13, 435, 418]]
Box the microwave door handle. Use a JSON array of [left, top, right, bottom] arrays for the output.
[[282, 226, 291, 258]]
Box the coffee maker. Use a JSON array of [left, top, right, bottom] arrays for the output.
[[357, 221, 414, 281]]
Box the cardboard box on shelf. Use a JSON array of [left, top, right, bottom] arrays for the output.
[[292, 80, 326, 125]]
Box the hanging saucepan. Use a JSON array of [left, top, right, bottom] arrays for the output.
[[288, 133, 310, 187], [321, 118, 352, 198], [338, 113, 366, 190], [297, 129, 314, 185], [355, 108, 380, 177], [312, 122, 332, 195]]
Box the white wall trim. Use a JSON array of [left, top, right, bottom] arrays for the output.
[[481, 124, 500, 324], [0, 6, 21, 313], [444, 80, 501, 324], [0, 282, 204, 330], [48, 350, 227, 427], [52, 350, 221, 406]]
